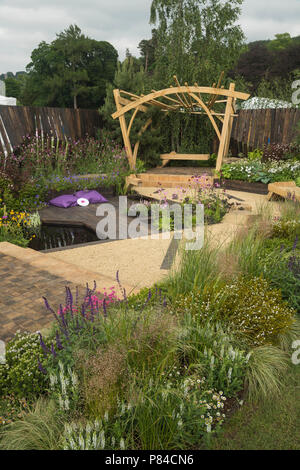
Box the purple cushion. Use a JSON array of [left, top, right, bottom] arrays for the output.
[[49, 195, 78, 208], [74, 190, 108, 204]]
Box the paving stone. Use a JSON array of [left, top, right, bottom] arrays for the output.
[[0, 253, 85, 342]]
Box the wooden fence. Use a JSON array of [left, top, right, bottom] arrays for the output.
[[230, 108, 300, 155], [1, 104, 300, 158], [0, 105, 102, 155]]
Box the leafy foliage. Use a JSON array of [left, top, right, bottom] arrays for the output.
[[221, 159, 300, 184], [231, 33, 300, 97], [21, 25, 118, 109], [0, 332, 50, 398], [149, 0, 244, 157], [173, 277, 296, 346], [262, 143, 300, 163]]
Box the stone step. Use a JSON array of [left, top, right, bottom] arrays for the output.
[[136, 173, 213, 189]]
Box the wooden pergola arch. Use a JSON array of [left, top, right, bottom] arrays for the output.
[[112, 78, 250, 172]]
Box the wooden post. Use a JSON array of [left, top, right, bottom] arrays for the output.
[[216, 83, 235, 172], [132, 118, 152, 167], [224, 99, 236, 158], [113, 89, 134, 169]]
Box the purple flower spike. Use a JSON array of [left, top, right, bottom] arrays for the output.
[[61, 328, 70, 341], [38, 333, 50, 355], [86, 283, 90, 297], [293, 236, 298, 251], [103, 299, 107, 318], [38, 357, 47, 375], [51, 343, 57, 358], [59, 305, 67, 328], [116, 270, 127, 301], [66, 287, 74, 316], [43, 297, 55, 314], [55, 331, 64, 350], [81, 303, 86, 318]]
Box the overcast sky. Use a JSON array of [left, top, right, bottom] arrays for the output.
[[0, 0, 299, 74]]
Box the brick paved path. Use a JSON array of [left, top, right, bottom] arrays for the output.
[[0, 253, 85, 342]]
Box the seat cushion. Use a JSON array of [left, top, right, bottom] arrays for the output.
[[74, 190, 108, 204], [49, 195, 78, 208]]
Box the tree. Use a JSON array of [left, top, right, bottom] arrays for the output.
[[3, 73, 27, 102], [22, 25, 118, 109], [151, 0, 244, 86], [231, 42, 273, 92], [52, 25, 90, 109], [100, 56, 148, 142], [148, 0, 245, 154], [231, 35, 300, 96], [138, 29, 158, 73], [4, 77, 21, 99], [268, 33, 293, 51]]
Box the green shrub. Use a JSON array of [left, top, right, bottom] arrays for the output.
[[271, 218, 300, 241], [248, 148, 263, 161], [220, 159, 300, 184], [126, 285, 167, 310], [0, 332, 50, 398], [177, 318, 249, 397], [0, 174, 15, 209], [173, 277, 296, 346], [211, 278, 296, 346], [63, 378, 228, 450], [259, 242, 300, 314]]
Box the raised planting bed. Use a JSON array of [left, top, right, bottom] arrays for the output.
[[214, 178, 269, 195]]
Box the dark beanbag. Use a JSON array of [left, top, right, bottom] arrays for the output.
[[49, 195, 78, 208], [74, 190, 108, 204]]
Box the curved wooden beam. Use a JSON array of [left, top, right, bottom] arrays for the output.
[[127, 107, 139, 138], [187, 92, 221, 140], [113, 89, 134, 168], [112, 86, 250, 120]]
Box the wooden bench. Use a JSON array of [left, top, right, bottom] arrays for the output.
[[267, 181, 300, 202], [159, 151, 210, 168]]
